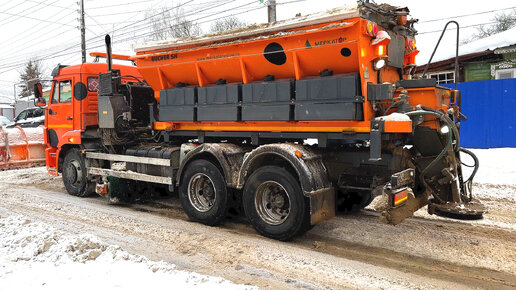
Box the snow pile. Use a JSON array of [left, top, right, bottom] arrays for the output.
[[374, 112, 411, 122], [134, 4, 358, 52], [0, 126, 44, 146], [0, 215, 255, 290], [0, 167, 60, 187]]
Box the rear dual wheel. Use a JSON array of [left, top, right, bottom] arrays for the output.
[[243, 166, 310, 241], [179, 161, 310, 241]]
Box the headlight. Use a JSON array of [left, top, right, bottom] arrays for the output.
[[441, 125, 450, 134], [374, 59, 386, 70]]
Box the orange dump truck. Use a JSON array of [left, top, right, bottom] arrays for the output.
[[35, 2, 485, 240]]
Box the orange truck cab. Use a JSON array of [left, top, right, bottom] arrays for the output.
[[43, 63, 143, 175]]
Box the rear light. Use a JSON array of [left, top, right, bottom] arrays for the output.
[[377, 44, 386, 57], [393, 189, 409, 206], [407, 38, 416, 50], [366, 21, 378, 36]]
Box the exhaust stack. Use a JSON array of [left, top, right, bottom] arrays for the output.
[[105, 35, 112, 72]]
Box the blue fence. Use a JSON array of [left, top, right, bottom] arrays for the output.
[[443, 79, 516, 148]]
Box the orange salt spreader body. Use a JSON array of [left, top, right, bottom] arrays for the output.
[[130, 5, 423, 134]]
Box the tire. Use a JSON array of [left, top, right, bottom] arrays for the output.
[[62, 148, 93, 197], [179, 159, 229, 226], [243, 166, 309, 241]]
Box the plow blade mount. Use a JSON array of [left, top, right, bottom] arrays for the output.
[[428, 199, 487, 220], [0, 126, 45, 170]]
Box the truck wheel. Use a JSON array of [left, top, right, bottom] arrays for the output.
[[62, 148, 93, 197], [243, 166, 309, 241], [179, 159, 228, 226]]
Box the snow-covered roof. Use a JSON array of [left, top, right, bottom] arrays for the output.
[[428, 26, 516, 63], [134, 4, 358, 53], [0, 104, 13, 109]]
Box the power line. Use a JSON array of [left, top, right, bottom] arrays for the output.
[[88, 10, 144, 17], [0, 0, 199, 71], [1, 5, 77, 56], [420, 6, 516, 23], [0, 10, 76, 27], [419, 21, 506, 35], [87, 0, 157, 9], [0, 0, 60, 27], [24, 0, 76, 11], [0, 0, 261, 74]]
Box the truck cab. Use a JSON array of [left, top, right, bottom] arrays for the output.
[[40, 63, 142, 177]]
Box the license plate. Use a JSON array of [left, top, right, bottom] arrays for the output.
[[391, 168, 415, 189]]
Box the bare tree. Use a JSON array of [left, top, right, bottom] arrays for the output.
[[145, 4, 202, 41], [466, 9, 516, 43], [210, 16, 247, 33], [145, 7, 172, 41], [18, 59, 43, 98], [170, 6, 201, 38]]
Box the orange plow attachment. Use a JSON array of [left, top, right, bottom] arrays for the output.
[[0, 126, 45, 170]]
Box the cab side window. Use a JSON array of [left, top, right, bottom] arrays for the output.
[[50, 81, 58, 104], [59, 80, 72, 103]]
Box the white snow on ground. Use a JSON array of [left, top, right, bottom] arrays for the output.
[[461, 148, 516, 202], [0, 215, 256, 290], [465, 148, 516, 186]]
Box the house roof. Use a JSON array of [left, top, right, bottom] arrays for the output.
[[416, 26, 516, 72], [0, 104, 13, 109], [0, 95, 13, 105]]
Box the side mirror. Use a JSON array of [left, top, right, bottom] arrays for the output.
[[33, 83, 46, 107]]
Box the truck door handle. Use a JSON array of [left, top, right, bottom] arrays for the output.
[[66, 116, 73, 120], [49, 109, 57, 115]]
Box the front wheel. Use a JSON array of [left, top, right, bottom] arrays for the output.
[[62, 148, 93, 197], [179, 159, 229, 226], [243, 166, 309, 241]]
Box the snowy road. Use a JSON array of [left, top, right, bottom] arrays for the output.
[[1, 149, 516, 289]]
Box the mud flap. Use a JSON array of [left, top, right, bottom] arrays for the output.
[[309, 187, 336, 225]]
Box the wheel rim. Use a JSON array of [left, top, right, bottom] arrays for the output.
[[65, 159, 82, 187], [188, 173, 216, 213], [254, 181, 291, 225]]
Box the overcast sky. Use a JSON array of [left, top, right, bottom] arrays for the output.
[[0, 0, 515, 98]]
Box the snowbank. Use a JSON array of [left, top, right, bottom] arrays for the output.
[[0, 215, 255, 290], [467, 148, 516, 186]]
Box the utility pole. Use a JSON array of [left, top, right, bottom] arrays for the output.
[[268, 0, 276, 23], [80, 0, 86, 63]]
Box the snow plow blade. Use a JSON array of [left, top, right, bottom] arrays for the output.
[[0, 126, 45, 170]]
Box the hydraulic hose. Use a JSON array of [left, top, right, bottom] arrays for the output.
[[459, 147, 479, 183], [404, 109, 454, 204], [458, 147, 479, 202], [420, 106, 460, 151]]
